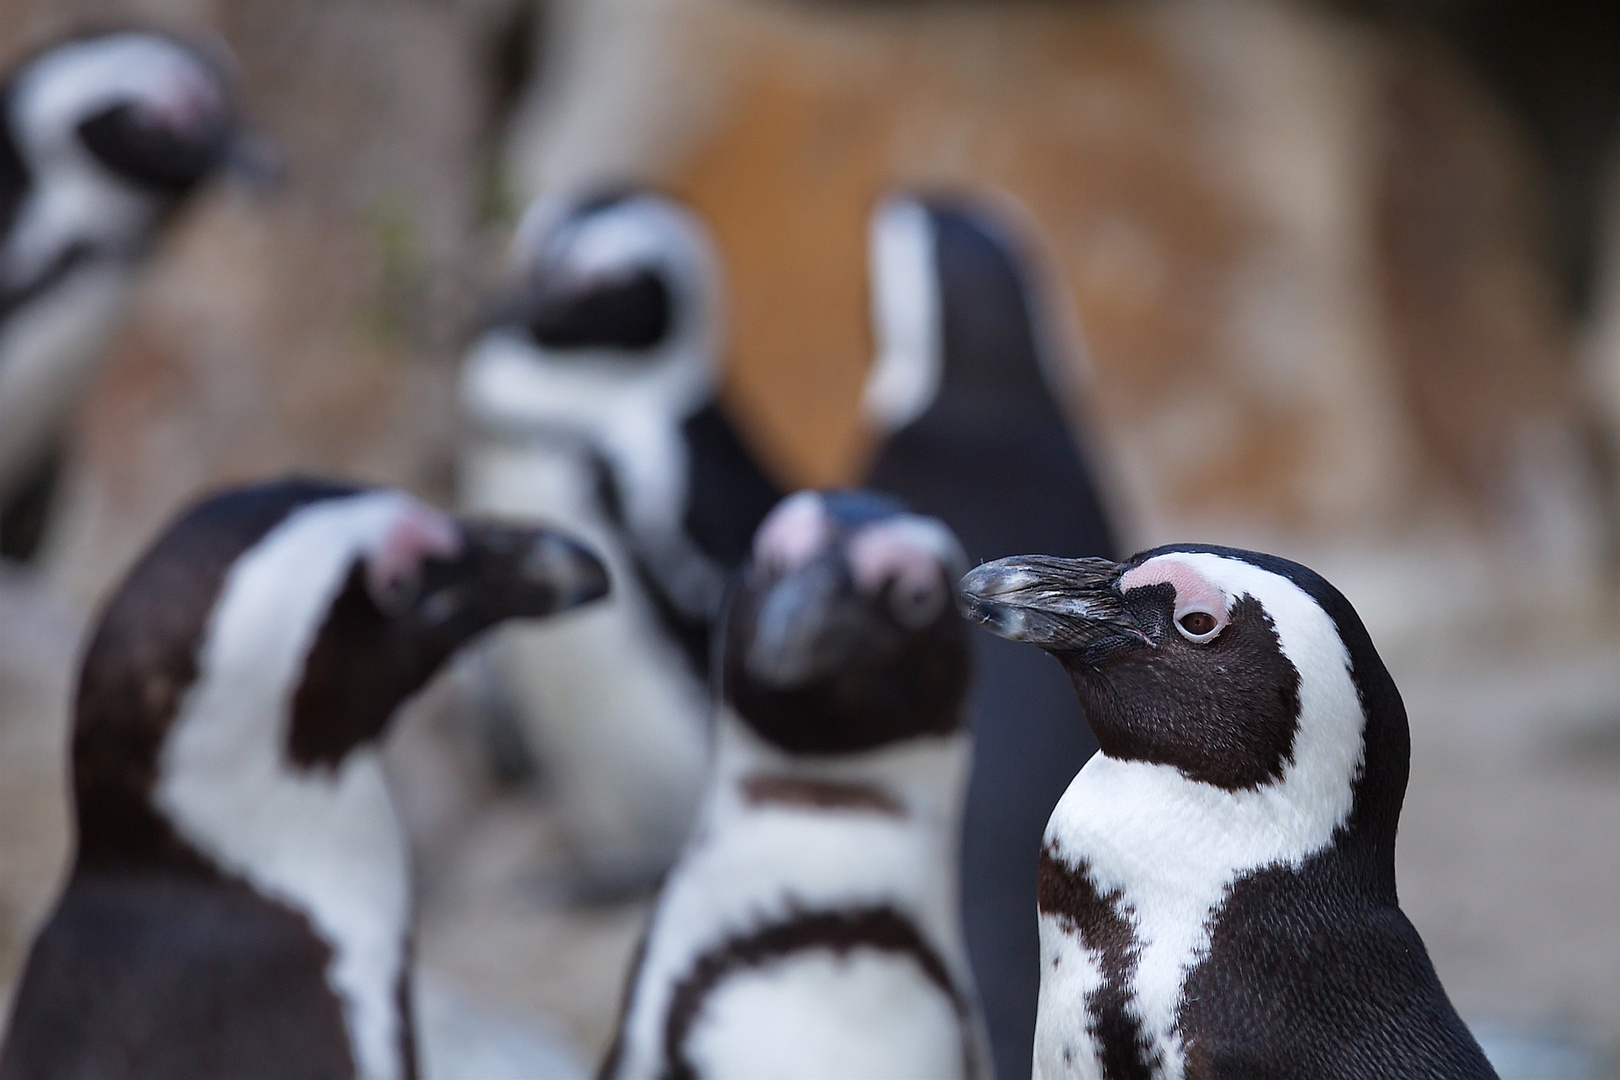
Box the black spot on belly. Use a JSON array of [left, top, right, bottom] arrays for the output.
[[661, 905, 977, 1080], [1038, 846, 1159, 1080]]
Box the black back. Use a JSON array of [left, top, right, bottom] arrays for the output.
[[862, 197, 1116, 1080]]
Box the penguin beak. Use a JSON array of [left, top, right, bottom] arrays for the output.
[[221, 129, 284, 192], [416, 521, 609, 635], [957, 555, 1150, 662], [743, 557, 869, 688]]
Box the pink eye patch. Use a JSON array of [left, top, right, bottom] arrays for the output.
[[753, 492, 830, 571], [1120, 556, 1231, 630], [366, 503, 463, 601]]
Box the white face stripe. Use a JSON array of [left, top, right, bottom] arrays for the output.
[[1039, 550, 1367, 1078], [156, 491, 439, 1080], [862, 197, 942, 433]]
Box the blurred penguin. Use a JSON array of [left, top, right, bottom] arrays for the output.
[[0, 479, 608, 1080], [861, 191, 1117, 1078], [603, 490, 989, 1080], [460, 187, 782, 895], [0, 29, 260, 560]]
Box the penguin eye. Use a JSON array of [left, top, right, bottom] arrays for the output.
[[889, 575, 945, 629], [367, 565, 421, 617], [1176, 610, 1220, 642]]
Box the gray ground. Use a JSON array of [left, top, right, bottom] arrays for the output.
[[0, 572, 1615, 1077]]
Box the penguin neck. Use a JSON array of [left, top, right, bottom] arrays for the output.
[[462, 330, 713, 539], [1, 167, 156, 290], [710, 708, 972, 844], [153, 695, 411, 1080]]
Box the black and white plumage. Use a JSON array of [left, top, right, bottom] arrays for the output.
[[460, 187, 781, 892], [861, 191, 1117, 1078], [958, 546, 1496, 1080], [602, 490, 990, 1080], [0, 479, 608, 1080], [0, 30, 247, 559]]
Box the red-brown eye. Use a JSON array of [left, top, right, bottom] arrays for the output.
[[1178, 611, 1218, 638]]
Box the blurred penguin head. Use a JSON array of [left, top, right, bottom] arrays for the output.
[[722, 490, 972, 755], [8, 30, 243, 216]]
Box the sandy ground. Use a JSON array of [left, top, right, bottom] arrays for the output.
[[0, 571, 1615, 1077]]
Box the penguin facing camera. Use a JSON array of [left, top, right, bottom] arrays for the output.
[[0, 478, 608, 1080], [602, 490, 990, 1080], [0, 29, 269, 561], [460, 186, 781, 895], [862, 190, 1117, 1078], [959, 546, 1497, 1079]]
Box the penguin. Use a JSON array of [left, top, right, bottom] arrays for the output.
[[957, 545, 1497, 1080], [459, 186, 782, 894], [0, 478, 608, 1080], [0, 29, 257, 560], [861, 191, 1118, 1078], [601, 489, 990, 1080]]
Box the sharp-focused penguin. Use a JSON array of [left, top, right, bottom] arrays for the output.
[[602, 490, 990, 1080], [958, 546, 1496, 1080], [0, 479, 608, 1080], [460, 187, 782, 893], [0, 30, 253, 560], [862, 191, 1117, 1078]]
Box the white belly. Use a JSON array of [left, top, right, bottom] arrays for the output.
[[1032, 912, 1109, 1080], [687, 948, 966, 1080], [460, 438, 709, 884]]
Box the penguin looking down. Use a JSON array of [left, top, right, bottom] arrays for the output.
[[602, 490, 990, 1080], [0, 30, 258, 560], [0, 479, 608, 1080], [460, 187, 781, 893], [862, 191, 1117, 1078], [957, 546, 1496, 1080]]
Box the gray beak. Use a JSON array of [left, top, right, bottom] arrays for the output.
[[957, 555, 1149, 658], [745, 558, 866, 688], [222, 130, 284, 191]]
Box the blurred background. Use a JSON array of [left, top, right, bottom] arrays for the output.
[[0, 0, 1615, 1075]]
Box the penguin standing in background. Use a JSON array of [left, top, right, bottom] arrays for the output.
[[603, 490, 989, 1080], [460, 188, 781, 894], [861, 191, 1117, 1078], [959, 546, 1497, 1080], [0, 30, 258, 560], [0, 479, 608, 1080]]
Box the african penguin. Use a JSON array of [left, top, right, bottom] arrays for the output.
[[0, 29, 254, 560], [460, 186, 781, 894], [0, 479, 608, 1080], [601, 490, 990, 1080], [958, 546, 1497, 1080], [862, 191, 1117, 1078]]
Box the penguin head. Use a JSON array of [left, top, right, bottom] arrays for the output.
[[464, 186, 722, 438], [722, 489, 972, 755], [959, 545, 1408, 855], [72, 479, 608, 862], [9, 31, 239, 206], [863, 192, 1053, 433]]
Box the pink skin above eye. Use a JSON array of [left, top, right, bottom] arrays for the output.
[[1119, 556, 1231, 634], [847, 523, 943, 599], [754, 492, 829, 572], [366, 503, 464, 604]]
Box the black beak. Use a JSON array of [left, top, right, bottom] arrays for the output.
[[222, 129, 284, 192], [418, 521, 609, 638], [957, 555, 1149, 662], [744, 557, 869, 688]]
